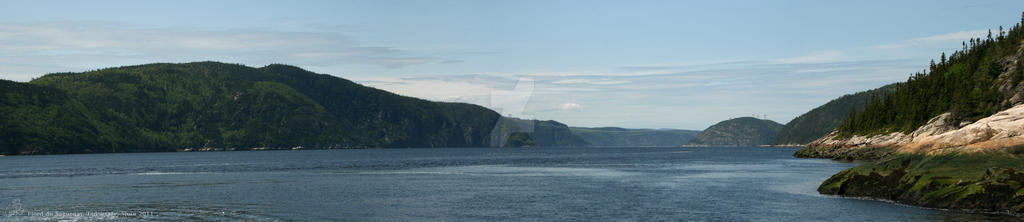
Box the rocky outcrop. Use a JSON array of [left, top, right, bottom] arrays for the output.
[[818, 153, 1024, 214], [798, 104, 1024, 159], [801, 104, 1024, 214], [907, 105, 1024, 153], [797, 14, 1024, 215]]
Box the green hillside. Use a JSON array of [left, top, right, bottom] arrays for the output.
[[838, 19, 1024, 136], [0, 80, 137, 154], [687, 117, 783, 147], [771, 84, 897, 145], [3, 62, 504, 154]]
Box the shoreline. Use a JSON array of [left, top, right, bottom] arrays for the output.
[[759, 144, 804, 148], [799, 148, 1024, 215]]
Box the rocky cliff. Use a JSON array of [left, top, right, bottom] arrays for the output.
[[489, 117, 591, 147], [797, 104, 1024, 214], [797, 104, 1024, 160]]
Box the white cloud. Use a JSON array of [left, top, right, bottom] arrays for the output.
[[618, 59, 753, 71], [354, 77, 495, 103], [775, 50, 845, 64], [912, 30, 989, 41], [489, 76, 535, 117], [793, 67, 860, 74], [353, 57, 919, 129], [0, 22, 445, 81], [355, 75, 541, 119], [872, 29, 989, 49], [0, 20, 924, 130], [511, 70, 675, 77], [550, 78, 630, 85], [558, 103, 582, 111]]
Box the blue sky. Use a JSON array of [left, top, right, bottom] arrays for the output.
[[2, 0, 1024, 130]]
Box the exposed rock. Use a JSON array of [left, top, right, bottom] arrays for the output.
[[912, 105, 1024, 152], [801, 104, 1024, 159], [818, 153, 1024, 214]]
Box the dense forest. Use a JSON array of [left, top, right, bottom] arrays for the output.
[[2, 62, 508, 154], [771, 84, 896, 144], [687, 117, 782, 147], [838, 14, 1024, 136], [0, 80, 127, 153]]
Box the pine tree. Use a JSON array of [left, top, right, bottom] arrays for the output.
[[838, 11, 1024, 136]]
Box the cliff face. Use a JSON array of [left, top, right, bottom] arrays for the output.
[[907, 105, 1024, 152], [687, 117, 782, 147], [799, 104, 1024, 214], [797, 104, 1024, 160], [489, 117, 591, 147]]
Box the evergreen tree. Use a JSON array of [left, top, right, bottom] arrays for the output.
[[837, 11, 1024, 136]]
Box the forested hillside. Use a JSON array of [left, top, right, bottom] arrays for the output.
[[2, 62, 505, 154], [0, 80, 139, 154], [838, 16, 1024, 136], [771, 84, 896, 145], [687, 117, 783, 147]]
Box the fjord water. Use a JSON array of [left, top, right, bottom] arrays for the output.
[[0, 147, 1012, 221]]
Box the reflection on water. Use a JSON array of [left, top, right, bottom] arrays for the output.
[[0, 147, 1017, 221]]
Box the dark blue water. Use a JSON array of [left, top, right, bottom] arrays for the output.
[[0, 147, 1015, 221]]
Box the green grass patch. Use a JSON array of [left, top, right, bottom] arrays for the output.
[[820, 152, 1024, 213]]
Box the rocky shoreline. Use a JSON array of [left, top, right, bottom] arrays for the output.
[[817, 152, 1024, 214], [792, 144, 895, 161], [795, 104, 1024, 215]]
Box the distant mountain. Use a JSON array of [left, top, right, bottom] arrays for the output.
[[686, 117, 783, 147], [492, 117, 590, 147], [3, 62, 506, 154], [771, 84, 897, 145], [569, 127, 700, 147]]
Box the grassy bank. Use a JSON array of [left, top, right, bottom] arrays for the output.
[[818, 151, 1024, 214]]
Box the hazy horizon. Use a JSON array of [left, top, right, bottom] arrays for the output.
[[3, 0, 1024, 130]]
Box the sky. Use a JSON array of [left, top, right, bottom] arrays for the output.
[[3, 0, 1024, 130]]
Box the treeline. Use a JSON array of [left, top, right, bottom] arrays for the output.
[[838, 13, 1024, 136], [772, 84, 897, 144], [2, 62, 504, 154]]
